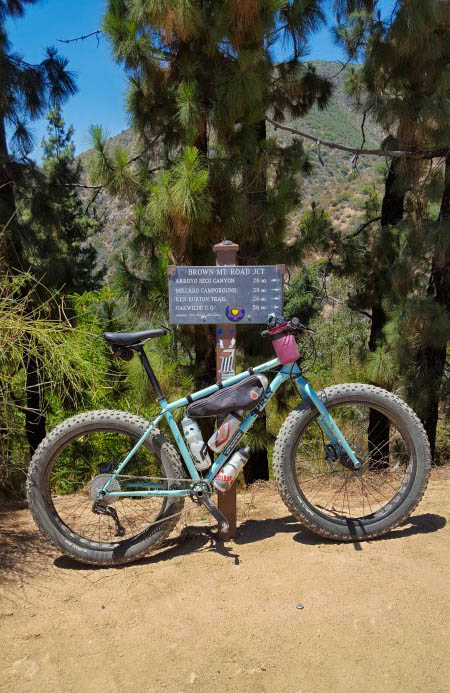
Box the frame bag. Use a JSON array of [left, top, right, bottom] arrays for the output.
[[187, 375, 269, 418]]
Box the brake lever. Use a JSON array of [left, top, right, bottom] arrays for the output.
[[289, 321, 315, 335]]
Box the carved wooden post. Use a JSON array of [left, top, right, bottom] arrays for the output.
[[213, 240, 239, 540]]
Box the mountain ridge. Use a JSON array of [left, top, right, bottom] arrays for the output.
[[78, 61, 385, 267]]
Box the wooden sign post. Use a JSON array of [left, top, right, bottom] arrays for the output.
[[167, 246, 285, 541], [213, 240, 239, 540]]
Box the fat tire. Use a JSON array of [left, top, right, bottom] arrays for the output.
[[273, 384, 431, 541], [27, 410, 186, 566]]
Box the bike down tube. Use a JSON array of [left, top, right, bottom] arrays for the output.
[[205, 369, 291, 482], [295, 373, 362, 469], [161, 401, 202, 481]]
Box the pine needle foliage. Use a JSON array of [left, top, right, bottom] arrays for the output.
[[0, 274, 109, 494], [91, 0, 335, 480], [331, 0, 450, 457], [93, 1, 332, 371]]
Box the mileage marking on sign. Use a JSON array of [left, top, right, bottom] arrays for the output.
[[168, 265, 284, 325]]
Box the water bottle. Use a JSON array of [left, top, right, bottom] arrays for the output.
[[207, 411, 243, 453], [181, 416, 211, 471], [213, 447, 250, 492]]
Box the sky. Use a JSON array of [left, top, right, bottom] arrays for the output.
[[6, 0, 397, 162]]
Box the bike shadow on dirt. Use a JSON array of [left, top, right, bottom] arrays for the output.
[[54, 525, 241, 569], [53, 511, 446, 571], [235, 511, 447, 552]]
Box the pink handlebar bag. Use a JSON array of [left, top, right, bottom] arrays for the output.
[[268, 322, 300, 365]]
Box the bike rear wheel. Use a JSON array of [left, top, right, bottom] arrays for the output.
[[273, 384, 431, 541], [27, 410, 186, 566]]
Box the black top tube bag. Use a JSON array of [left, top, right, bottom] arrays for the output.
[[186, 374, 269, 418]]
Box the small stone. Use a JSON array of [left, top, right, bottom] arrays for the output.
[[296, 602, 304, 609]]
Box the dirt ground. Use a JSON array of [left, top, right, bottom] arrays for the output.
[[1, 470, 449, 693]]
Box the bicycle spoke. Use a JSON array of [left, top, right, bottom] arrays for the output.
[[47, 428, 173, 545], [294, 400, 411, 521]]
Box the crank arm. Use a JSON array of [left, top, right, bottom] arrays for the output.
[[198, 494, 229, 535]]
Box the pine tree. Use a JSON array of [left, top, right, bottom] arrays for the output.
[[0, 2, 77, 271], [332, 0, 450, 457], [93, 0, 332, 480], [0, 2, 82, 454], [18, 107, 104, 454], [30, 106, 104, 293], [393, 153, 450, 459]]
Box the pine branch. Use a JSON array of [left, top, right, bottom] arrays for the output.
[[330, 58, 353, 78], [59, 183, 103, 189], [57, 31, 172, 61], [58, 30, 103, 46], [84, 187, 102, 215], [266, 116, 449, 160], [326, 293, 372, 320], [344, 216, 381, 239]]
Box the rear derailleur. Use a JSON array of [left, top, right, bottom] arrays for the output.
[[92, 500, 125, 537]]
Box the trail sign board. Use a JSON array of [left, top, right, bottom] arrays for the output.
[[168, 264, 284, 325]]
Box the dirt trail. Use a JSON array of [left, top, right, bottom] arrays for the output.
[[1, 472, 449, 693]]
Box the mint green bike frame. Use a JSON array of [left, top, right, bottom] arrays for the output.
[[101, 358, 361, 500]]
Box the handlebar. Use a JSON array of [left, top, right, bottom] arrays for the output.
[[261, 315, 315, 338]]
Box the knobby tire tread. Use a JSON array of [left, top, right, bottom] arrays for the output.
[[272, 384, 431, 541], [27, 410, 186, 566]]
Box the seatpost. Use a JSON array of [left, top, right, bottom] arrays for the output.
[[135, 344, 164, 401]]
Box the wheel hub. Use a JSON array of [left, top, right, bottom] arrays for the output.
[[325, 441, 366, 475]]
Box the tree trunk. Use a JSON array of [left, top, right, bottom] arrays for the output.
[[193, 324, 216, 440], [241, 118, 270, 484], [190, 112, 217, 433], [194, 114, 208, 158], [243, 412, 269, 484], [413, 153, 450, 459], [381, 159, 405, 227], [367, 159, 406, 468], [368, 305, 391, 467], [0, 114, 22, 269], [25, 352, 46, 455]]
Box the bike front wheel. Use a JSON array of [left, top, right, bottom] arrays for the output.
[[273, 384, 431, 541], [27, 410, 186, 566]]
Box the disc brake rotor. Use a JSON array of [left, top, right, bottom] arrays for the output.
[[325, 441, 366, 478]]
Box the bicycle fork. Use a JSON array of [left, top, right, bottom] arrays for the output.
[[295, 374, 362, 469]]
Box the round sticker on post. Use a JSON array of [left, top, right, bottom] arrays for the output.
[[226, 306, 245, 322]]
